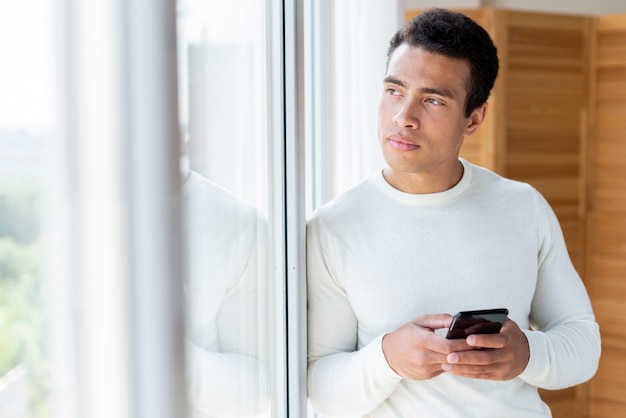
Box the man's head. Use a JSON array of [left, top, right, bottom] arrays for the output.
[[386, 8, 499, 117]]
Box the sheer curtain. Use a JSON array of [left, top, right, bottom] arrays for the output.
[[307, 0, 404, 212], [44, 1, 185, 417]]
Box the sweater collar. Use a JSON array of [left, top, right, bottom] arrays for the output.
[[373, 159, 472, 205]]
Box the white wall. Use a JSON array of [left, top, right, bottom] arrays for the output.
[[404, 0, 626, 15]]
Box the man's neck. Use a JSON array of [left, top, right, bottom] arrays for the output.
[[382, 160, 464, 194]]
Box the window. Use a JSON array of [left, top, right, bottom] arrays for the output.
[[177, 0, 301, 416], [0, 0, 305, 417]]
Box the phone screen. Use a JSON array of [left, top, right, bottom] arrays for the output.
[[445, 308, 509, 339]]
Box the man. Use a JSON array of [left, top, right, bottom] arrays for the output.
[[306, 8, 600, 417]]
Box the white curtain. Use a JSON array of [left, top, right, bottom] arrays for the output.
[[324, 0, 404, 203]]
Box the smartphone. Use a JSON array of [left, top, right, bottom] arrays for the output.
[[445, 308, 509, 339]]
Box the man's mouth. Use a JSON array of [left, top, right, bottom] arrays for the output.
[[388, 136, 420, 151]]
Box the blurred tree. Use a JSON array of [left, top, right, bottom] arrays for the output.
[[0, 176, 48, 416], [0, 177, 41, 245]]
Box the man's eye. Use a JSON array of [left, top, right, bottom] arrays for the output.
[[426, 97, 444, 105], [386, 88, 401, 96]]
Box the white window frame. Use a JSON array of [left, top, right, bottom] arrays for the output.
[[53, 0, 308, 416]]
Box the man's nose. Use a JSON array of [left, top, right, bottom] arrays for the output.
[[392, 101, 420, 129]]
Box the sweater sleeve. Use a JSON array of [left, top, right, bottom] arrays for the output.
[[185, 204, 269, 416], [307, 214, 403, 417], [518, 191, 601, 389]]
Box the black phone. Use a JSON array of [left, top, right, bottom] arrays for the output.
[[445, 308, 509, 339]]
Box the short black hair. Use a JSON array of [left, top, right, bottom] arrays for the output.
[[387, 8, 499, 117]]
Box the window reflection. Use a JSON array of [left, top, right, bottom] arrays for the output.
[[176, 0, 271, 416], [182, 170, 268, 417]]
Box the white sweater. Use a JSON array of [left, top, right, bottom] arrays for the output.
[[306, 159, 600, 418]]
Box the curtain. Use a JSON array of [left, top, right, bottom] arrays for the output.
[[326, 0, 404, 201]]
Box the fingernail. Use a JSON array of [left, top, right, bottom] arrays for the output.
[[448, 353, 458, 363]]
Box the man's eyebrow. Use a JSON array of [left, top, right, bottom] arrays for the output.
[[383, 76, 406, 87], [420, 86, 456, 99], [383, 76, 456, 99]]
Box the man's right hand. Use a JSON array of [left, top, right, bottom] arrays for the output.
[[381, 314, 472, 380]]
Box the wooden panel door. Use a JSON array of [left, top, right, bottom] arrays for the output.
[[587, 13, 626, 418], [502, 11, 590, 278]]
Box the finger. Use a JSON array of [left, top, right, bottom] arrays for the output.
[[403, 349, 454, 380], [424, 340, 473, 359], [415, 350, 450, 366], [413, 313, 454, 331], [466, 333, 506, 349], [500, 318, 523, 335], [447, 348, 505, 366], [444, 349, 508, 379], [466, 318, 521, 348], [410, 314, 461, 354], [441, 363, 500, 379]]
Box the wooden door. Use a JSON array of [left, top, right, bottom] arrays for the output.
[[587, 13, 626, 418]]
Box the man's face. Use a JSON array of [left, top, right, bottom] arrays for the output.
[[378, 44, 486, 193]]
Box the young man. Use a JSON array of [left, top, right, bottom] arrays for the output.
[[306, 8, 600, 417]]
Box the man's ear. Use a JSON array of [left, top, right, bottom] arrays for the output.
[[465, 102, 488, 136]]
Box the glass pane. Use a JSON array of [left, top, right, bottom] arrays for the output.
[[176, 0, 275, 416]]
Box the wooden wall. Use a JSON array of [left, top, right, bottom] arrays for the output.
[[405, 8, 592, 417], [587, 13, 626, 418]]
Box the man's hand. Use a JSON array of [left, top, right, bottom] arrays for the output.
[[382, 314, 472, 380], [442, 318, 530, 380]]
